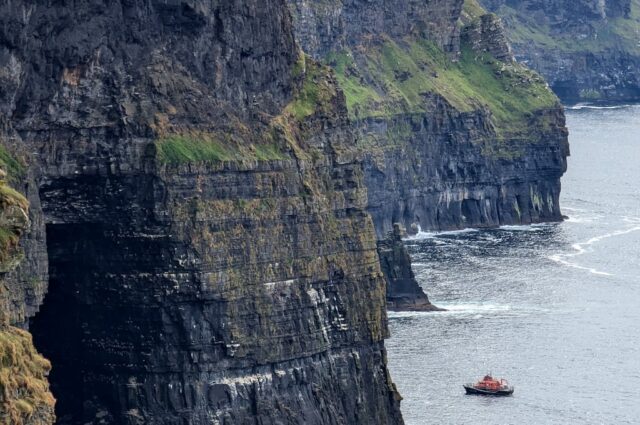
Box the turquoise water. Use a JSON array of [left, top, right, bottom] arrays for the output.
[[387, 104, 640, 424]]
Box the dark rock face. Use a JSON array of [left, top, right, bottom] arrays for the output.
[[479, 0, 640, 103], [288, 0, 570, 236], [360, 106, 569, 236], [480, 0, 631, 24], [288, 0, 464, 57], [31, 152, 402, 424], [377, 224, 441, 312], [1, 1, 403, 424], [461, 13, 512, 62]]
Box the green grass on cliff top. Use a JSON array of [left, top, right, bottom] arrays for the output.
[[497, 0, 640, 54], [326, 36, 558, 135], [462, 0, 486, 23], [0, 181, 29, 269]]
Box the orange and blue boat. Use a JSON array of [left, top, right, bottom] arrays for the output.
[[464, 374, 514, 396]]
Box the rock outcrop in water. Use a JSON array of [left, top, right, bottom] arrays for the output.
[[478, 0, 640, 103], [377, 225, 442, 312], [288, 0, 570, 235], [1, 1, 402, 423]]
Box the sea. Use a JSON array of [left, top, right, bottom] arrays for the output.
[[387, 104, 640, 424]]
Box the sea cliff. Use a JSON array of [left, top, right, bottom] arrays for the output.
[[479, 0, 640, 103], [288, 0, 570, 235], [1, 1, 402, 423], [1, 0, 572, 423]]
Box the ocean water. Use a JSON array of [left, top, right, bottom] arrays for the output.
[[387, 104, 640, 424]]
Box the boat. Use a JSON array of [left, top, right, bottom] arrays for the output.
[[463, 374, 514, 396]]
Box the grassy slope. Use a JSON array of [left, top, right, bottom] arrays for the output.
[[326, 36, 557, 138], [156, 133, 287, 165], [0, 149, 28, 269], [496, 0, 640, 54], [318, 0, 561, 159]]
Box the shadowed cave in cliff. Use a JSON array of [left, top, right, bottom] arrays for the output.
[[30, 223, 114, 423], [27, 170, 170, 423]]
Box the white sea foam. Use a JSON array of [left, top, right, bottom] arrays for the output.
[[565, 215, 595, 223], [388, 303, 515, 319], [562, 205, 604, 223], [499, 224, 549, 232], [549, 223, 640, 276], [437, 303, 512, 313], [408, 223, 554, 239], [566, 104, 635, 110], [405, 226, 479, 240]]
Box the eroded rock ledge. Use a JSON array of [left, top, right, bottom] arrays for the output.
[[377, 225, 443, 312]]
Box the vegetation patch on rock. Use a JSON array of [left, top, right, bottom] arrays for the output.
[[156, 132, 287, 165], [327, 34, 558, 140], [0, 156, 55, 424], [0, 327, 55, 425]]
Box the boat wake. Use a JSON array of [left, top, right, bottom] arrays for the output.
[[549, 221, 640, 276]]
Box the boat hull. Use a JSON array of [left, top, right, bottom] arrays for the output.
[[463, 385, 514, 396]]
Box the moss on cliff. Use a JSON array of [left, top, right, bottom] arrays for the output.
[[0, 146, 25, 185], [462, 0, 486, 23], [286, 55, 340, 121], [494, 0, 640, 54], [0, 327, 56, 425], [0, 174, 29, 271], [327, 35, 557, 140], [156, 133, 287, 165], [155, 57, 337, 166], [0, 159, 55, 424]]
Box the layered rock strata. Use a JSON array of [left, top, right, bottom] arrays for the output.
[[377, 224, 442, 312], [288, 0, 569, 311], [288, 0, 570, 236], [479, 0, 640, 102], [1, 1, 403, 424]]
